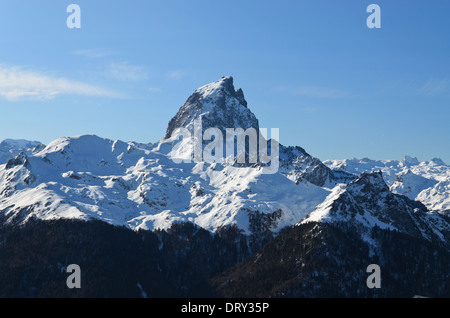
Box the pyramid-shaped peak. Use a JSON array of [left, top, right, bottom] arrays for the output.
[[197, 76, 234, 92], [165, 76, 257, 139], [194, 76, 247, 107], [430, 157, 447, 166], [347, 171, 389, 195], [402, 155, 419, 165]]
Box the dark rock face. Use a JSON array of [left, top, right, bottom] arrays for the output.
[[235, 88, 247, 107], [279, 145, 337, 187], [308, 171, 450, 248], [296, 172, 450, 251], [5, 153, 30, 170]]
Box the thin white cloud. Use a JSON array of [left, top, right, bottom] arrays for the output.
[[0, 66, 119, 101], [106, 62, 148, 82], [421, 78, 449, 95], [293, 86, 349, 99], [166, 70, 186, 81], [275, 85, 349, 99], [72, 48, 113, 59], [300, 106, 319, 114], [148, 87, 162, 93]]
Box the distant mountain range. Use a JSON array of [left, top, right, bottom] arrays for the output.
[[0, 76, 448, 297], [324, 156, 450, 213]]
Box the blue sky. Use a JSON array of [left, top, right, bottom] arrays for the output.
[[0, 0, 449, 162]]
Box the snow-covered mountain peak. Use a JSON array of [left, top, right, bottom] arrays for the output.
[[402, 155, 420, 165], [390, 169, 438, 201], [27, 134, 157, 179], [194, 76, 246, 106], [301, 171, 449, 247], [36, 135, 115, 156], [0, 139, 45, 165], [325, 155, 450, 213], [429, 158, 447, 167], [0, 139, 42, 151], [164, 76, 258, 139], [346, 171, 389, 196], [5, 152, 31, 170]]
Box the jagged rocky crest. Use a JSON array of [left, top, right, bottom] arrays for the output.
[[165, 76, 258, 139], [164, 76, 339, 187], [302, 171, 449, 249]]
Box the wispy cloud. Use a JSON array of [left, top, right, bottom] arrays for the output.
[[275, 85, 349, 99], [166, 70, 186, 81], [420, 78, 450, 95], [148, 87, 162, 93], [106, 62, 148, 82], [293, 86, 349, 99], [0, 66, 119, 101], [299, 106, 319, 114], [72, 48, 114, 59]]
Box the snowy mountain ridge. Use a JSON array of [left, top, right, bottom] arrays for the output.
[[324, 157, 450, 213], [0, 77, 449, 248], [0, 134, 329, 234], [0, 77, 333, 235], [0, 139, 44, 164], [300, 171, 449, 248]]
